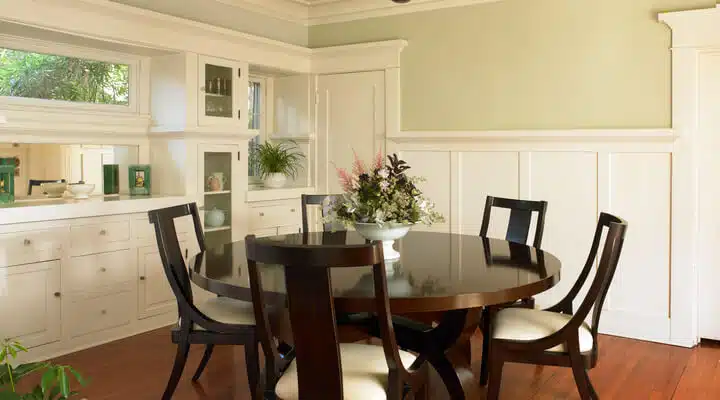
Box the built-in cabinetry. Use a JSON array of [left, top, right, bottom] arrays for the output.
[[0, 199, 209, 362], [247, 199, 302, 237], [150, 53, 249, 132]]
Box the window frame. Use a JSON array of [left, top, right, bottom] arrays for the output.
[[248, 75, 269, 182], [0, 34, 141, 114]]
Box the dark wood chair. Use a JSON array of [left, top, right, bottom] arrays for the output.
[[245, 234, 428, 399], [148, 203, 260, 400], [484, 212, 627, 400], [27, 179, 66, 196], [300, 194, 344, 233]]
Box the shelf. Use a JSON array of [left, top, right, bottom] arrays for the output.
[[204, 190, 231, 196], [205, 93, 232, 98], [204, 225, 231, 233]]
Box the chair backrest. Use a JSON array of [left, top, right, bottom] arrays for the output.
[[246, 234, 406, 398], [552, 213, 627, 351], [147, 203, 206, 320], [27, 179, 66, 196], [300, 194, 344, 232], [479, 196, 548, 248]]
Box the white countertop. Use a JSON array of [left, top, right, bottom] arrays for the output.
[[0, 194, 193, 225]]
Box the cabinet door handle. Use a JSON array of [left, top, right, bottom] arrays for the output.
[[259, 212, 265, 217], [101, 309, 107, 315], [54, 292, 61, 298], [23, 239, 31, 246], [290, 208, 296, 213], [99, 229, 107, 236], [139, 276, 146, 281], [100, 267, 107, 272]]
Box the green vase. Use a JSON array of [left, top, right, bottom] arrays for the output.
[[103, 164, 119, 195]]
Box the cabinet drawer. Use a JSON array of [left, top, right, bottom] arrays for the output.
[[134, 215, 193, 241], [68, 291, 133, 338], [66, 250, 135, 293], [70, 221, 130, 254], [0, 229, 63, 267], [249, 204, 300, 230]]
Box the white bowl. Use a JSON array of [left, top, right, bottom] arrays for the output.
[[68, 183, 95, 199], [353, 222, 413, 260], [40, 182, 67, 198]]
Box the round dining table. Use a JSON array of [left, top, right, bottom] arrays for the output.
[[188, 231, 561, 399]]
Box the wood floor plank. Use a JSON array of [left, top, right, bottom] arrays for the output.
[[31, 328, 720, 399]]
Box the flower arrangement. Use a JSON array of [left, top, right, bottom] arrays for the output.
[[327, 152, 444, 227]]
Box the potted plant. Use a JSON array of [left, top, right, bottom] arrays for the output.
[[0, 339, 87, 399], [326, 152, 444, 260], [250, 140, 305, 189]]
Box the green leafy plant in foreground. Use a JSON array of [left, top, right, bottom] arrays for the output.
[[0, 339, 87, 400]]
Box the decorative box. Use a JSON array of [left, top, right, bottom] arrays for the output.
[[128, 164, 151, 196], [103, 164, 120, 195]]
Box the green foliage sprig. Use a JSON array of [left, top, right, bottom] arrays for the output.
[[0, 339, 87, 400], [250, 140, 305, 179]]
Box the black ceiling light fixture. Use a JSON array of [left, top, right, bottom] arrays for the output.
[[392, 0, 411, 3]]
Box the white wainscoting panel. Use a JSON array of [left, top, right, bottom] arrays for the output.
[[458, 152, 519, 237], [523, 152, 598, 310], [388, 130, 676, 344], [598, 153, 672, 343], [400, 151, 452, 233]]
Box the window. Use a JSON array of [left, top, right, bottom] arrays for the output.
[[0, 47, 130, 106], [248, 77, 265, 178]]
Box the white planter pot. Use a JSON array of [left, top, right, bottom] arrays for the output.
[[263, 173, 287, 189], [353, 222, 413, 260]]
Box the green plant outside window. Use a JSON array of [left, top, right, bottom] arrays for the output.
[[0, 47, 130, 106]]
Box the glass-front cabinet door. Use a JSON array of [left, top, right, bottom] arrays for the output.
[[198, 55, 248, 126], [198, 144, 241, 249]]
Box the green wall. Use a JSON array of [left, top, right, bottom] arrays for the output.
[[309, 0, 716, 131]]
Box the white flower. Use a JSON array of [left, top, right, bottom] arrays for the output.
[[378, 168, 390, 179]]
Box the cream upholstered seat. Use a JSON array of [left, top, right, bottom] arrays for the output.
[[275, 343, 417, 400], [492, 308, 594, 353], [193, 297, 256, 329]]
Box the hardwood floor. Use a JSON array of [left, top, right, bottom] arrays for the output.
[[45, 328, 720, 399]]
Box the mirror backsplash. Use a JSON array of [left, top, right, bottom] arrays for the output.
[[0, 143, 139, 199]]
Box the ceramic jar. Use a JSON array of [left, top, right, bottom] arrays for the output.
[[207, 172, 225, 192], [205, 207, 226, 227]]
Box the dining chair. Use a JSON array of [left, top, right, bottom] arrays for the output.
[[300, 194, 344, 233], [479, 196, 548, 249], [245, 234, 428, 399], [148, 203, 260, 400], [483, 212, 627, 400], [27, 179, 66, 196]]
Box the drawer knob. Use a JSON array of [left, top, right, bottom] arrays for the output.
[[100, 267, 107, 272], [23, 239, 31, 246], [101, 309, 107, 315], [290, 208, 296, 212], [99, 229, 107, 236], [259, 212, 265, 217], [139, 276, 146, 281], [54, 292, 61, 298]]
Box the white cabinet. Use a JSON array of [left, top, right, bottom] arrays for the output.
[[137, 245, 180, 319], [198, 55, 248, 127], [0, 261, 61, 348], [248, 199, 301, 237], [199, 144, 243, 249]]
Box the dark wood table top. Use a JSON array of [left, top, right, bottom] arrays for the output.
[[189, 231, 561, 313]]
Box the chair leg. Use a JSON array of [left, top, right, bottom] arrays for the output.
[[191, 344, 215, 382], [244, 339, 260, 400], [486, 345, 504, 400], [479, 307, 491, 386], [569, 343, 598, 400], [162, 340, 190, 400]]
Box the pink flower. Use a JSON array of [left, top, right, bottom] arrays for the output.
[[373, 150, 384, 171], [336, 167, 355, 192], [352, 150, 367, 176]]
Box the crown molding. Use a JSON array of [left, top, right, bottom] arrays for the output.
[[213, 0, 503, 26], [307, 0, 503, 26], [310, 39, 408, 73], [659, 5, 720, 48]]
